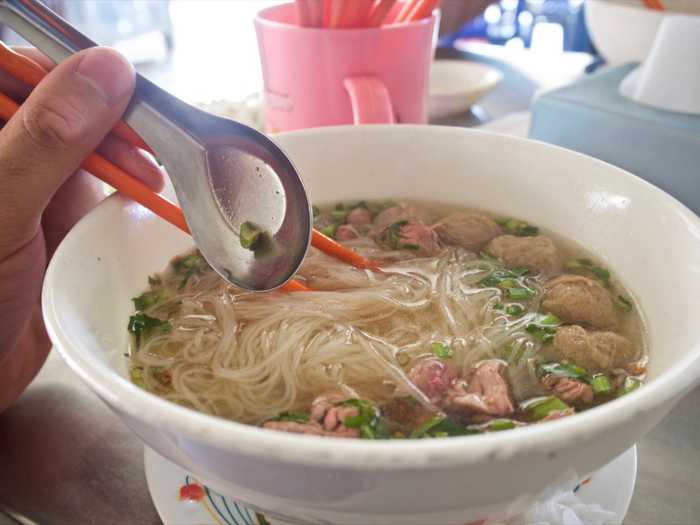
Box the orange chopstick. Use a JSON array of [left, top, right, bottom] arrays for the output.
[[0, 42, 152, 154], [0, 90, 308, 292], [405, 0, 439, 21], [367, 0, 397, 27], [642, 0, 664, 9]]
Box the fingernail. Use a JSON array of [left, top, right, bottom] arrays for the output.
[[75, 47, 134, 104]]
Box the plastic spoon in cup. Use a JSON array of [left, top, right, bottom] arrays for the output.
[[0, 0, 312, 291]]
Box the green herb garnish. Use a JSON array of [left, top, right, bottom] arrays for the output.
[[431, 342, 453, 359], [132, 289, 170, 311], [496, 218, 539, 237], [147, 275, 161, 286], [505, 304, 525, 316], [130, 366, 146, 388], [526, 396, 570, 421], [320, 224, 337, 238], [616, 295, 633, 312], [564, 258, 611, 287], [127, 312, 171, 342], [504, 344, 525, 365], [617, 377, 641, 397], [489, 419, 516, 432], [240, 221, 264, 250], [591, 374, 613, 395], [526, 313, 560, 343], [172, 253, 208, 289], [338, 399, 388, 439], [270, 411, 310, 424], [410, 415, 475, 438], [507, 287, 535, 300], [539, 361, 587, 380]]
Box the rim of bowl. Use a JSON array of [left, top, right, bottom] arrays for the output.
[[43, 125, 700, 470]]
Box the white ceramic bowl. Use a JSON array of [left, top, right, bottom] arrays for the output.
[[428, 60, 502, 120], [43, 126, 700, 525], [585, 0, 664, 64]]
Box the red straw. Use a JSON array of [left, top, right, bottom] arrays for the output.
[[307, 0, 324, 26], [367, 0, 397, 27], [329, 0, 347, 27], [295, 0, 312, 26], [394, 0, 417, 23], [404, 0, 439, 22], [340, 0, 374, 27], [322, 0, 333, 26]]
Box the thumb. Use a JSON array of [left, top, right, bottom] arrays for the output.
[[0, 47, 134, 251]]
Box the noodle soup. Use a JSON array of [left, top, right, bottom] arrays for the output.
[[128, 200, 647, 439]]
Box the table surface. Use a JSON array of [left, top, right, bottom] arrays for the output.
[[2, 46, 700, 525]]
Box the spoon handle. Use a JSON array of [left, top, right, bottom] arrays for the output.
[[0, 0, 198, 156]]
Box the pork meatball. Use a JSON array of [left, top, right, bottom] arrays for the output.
[[485, 235, 563, 276], [432, 213, 503, 252], [552, 325, 635, 372], [541, 274, 618, 329]]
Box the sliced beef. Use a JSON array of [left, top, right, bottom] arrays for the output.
[[552, 325, 635, 372], [347, 207, 372, 229], [485, 234, 562, 276], [407, 358, 456, 403], [335, 224, 359, 241], [541, 274, 618, 329], [445, 360, 515, 417], [373, 205, 427, 230], [432, 213, 502, 252], [541, 374, 594, 405]]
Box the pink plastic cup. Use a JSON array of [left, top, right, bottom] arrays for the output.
[[254, 3, 437, 132]]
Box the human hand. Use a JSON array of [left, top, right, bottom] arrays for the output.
[[0, 47, 164, 413]]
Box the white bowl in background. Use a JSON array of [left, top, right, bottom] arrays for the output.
[[428, 60, 502, 119], [585, 0, 664, 64], [43, 126, 700, 525]]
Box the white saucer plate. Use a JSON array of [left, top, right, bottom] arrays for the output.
[[145, 445, 637, 525]]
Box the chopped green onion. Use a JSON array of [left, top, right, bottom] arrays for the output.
[[590, 266, 611, 287], [330, 209, 348, 223], [497, 218, 539, 237], [617, 377, 641, 398], [240, 221, 264, 250], [527, 396, 570, 421], [339, 398, 375, 428], [591, 374, 613, 395], [130, 366, 146, 388], [172, 253, 205, 273], [493, 303, 505, 311], [505, 304, 524, 316], [507, 287, 535, 300], [410, 415, 473, 438], [396, 350, 410, 366], [147, 275, 161, 286], [616, 295, 633, 312], [498, 278, 518, 289], [353, 200, 369, 210], [270, 411, 310, 424], [489, 419, 516, 431], [431, 342, 453, 359], [511, 267, 529, 277], [539, 361, 588, 380], [538, 313, 561, 326], [132, 289, 169, 311], [320, 224, 337, 238], [503, 344, 525, 365]]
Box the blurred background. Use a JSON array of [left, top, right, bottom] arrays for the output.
[[0, 0, 597, 105]]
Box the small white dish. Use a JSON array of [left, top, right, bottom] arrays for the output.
[[144, 446, 637, 525], [428, 59, 502, 119]]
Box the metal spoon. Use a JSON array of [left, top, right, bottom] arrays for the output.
[[0, 0, 311, 291]]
